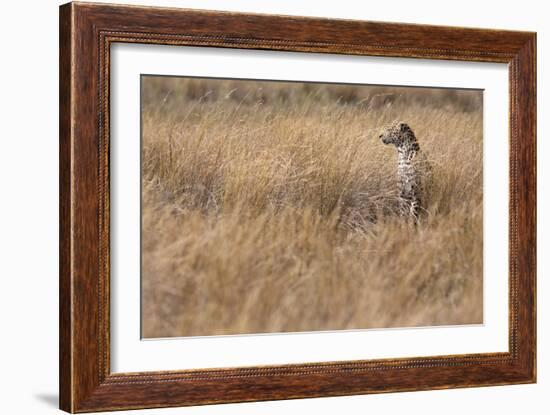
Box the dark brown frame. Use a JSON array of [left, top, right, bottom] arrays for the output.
[[59, 2, 536, 412]]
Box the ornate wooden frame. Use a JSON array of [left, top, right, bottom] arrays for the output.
[[59, 2, 536, 412]]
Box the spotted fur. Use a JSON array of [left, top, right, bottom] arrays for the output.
[[380, 121, 430, 223]]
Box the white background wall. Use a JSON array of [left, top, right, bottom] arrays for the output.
[[0, 0, 546, 414]]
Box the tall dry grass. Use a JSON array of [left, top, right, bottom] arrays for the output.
[[141, 77, 483, 338]]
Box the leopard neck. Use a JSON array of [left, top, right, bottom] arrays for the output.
[[397, 142, 419, 163]]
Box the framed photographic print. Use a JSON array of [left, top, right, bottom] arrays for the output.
[[59, 2, 536, 412]]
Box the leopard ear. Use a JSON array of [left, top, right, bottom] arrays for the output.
[[399, 122, 408, 132]]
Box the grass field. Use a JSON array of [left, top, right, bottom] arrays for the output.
[[141, 76, 483, 338]]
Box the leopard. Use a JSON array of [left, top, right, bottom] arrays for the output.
[[379, 121, 432, 223]]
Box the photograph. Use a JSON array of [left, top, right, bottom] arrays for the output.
[[140, 76, 484, 338], [47, 1, 538, 412]]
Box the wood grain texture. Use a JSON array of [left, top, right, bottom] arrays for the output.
[[59, 3, 73, 411], [59, 2, 536, 412]]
